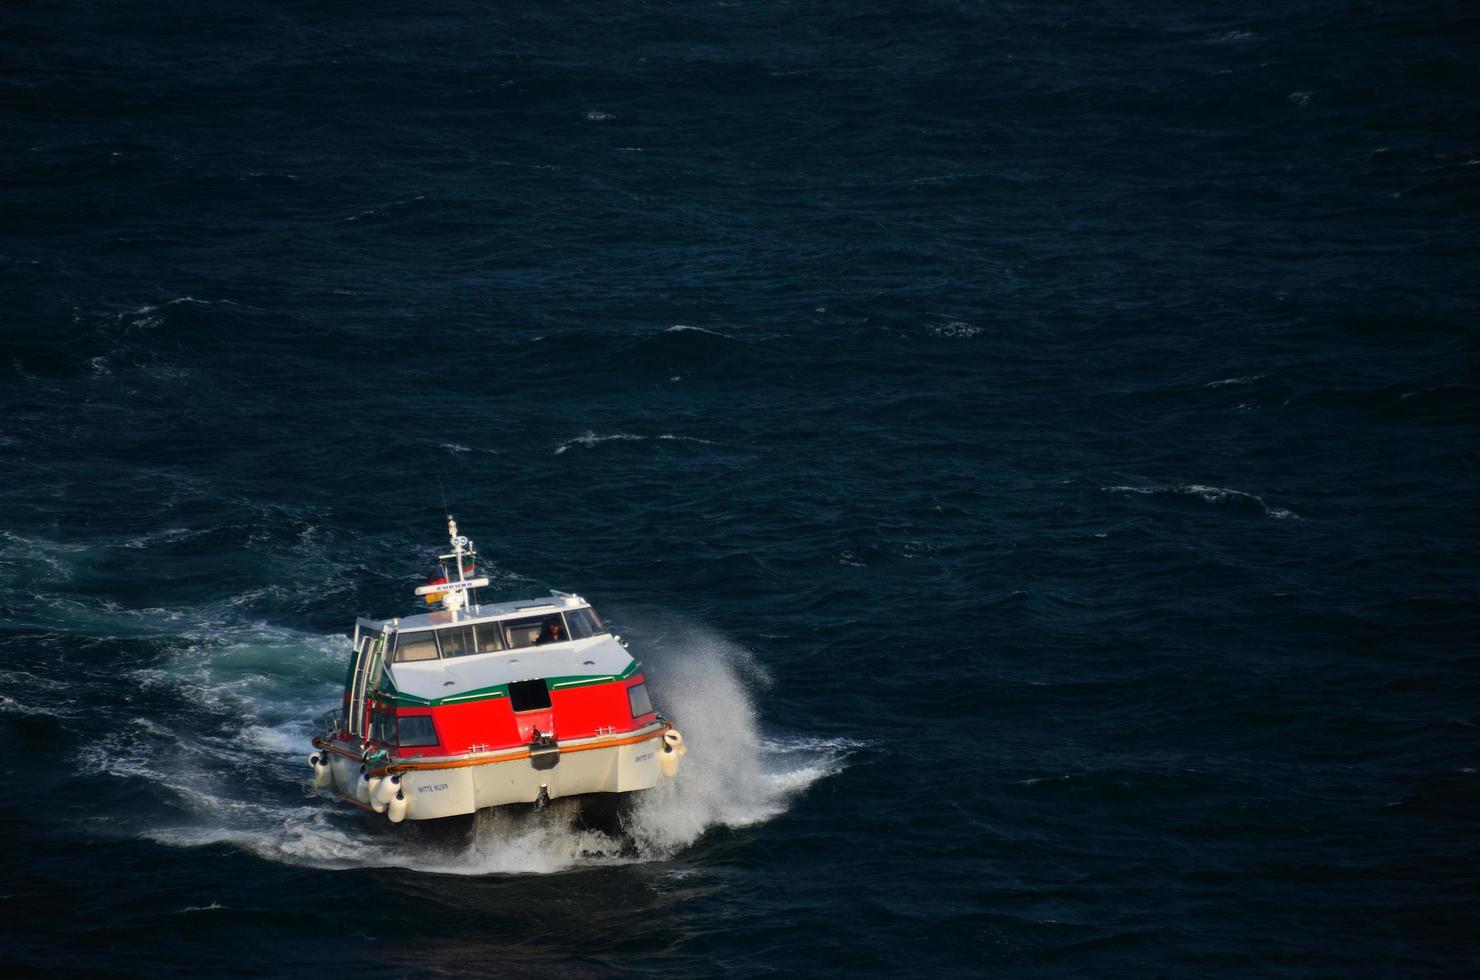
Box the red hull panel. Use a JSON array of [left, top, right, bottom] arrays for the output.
[[360, 676, 657, 758]]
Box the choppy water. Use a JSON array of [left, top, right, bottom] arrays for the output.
[[3, 1, 1478, 975]]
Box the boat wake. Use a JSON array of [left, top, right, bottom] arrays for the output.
[[92, 616, 852, 875]]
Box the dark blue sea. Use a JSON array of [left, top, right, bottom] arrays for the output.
[[3, 1, 1478, 975]]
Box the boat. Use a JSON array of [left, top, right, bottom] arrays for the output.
[[308, 516, 684, 823]]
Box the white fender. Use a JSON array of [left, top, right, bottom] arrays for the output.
[[367, 775, 385, 812], [387, 788, 408, 823], [355, 767, 371, 804], [373, 774, 401, 808], [312, 754, 333, 789], [308, 752, 321, 771], [659, 729, 686, 778]]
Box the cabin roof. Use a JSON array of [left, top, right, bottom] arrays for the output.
[[358, 593, 586, 633], [388, 633, 635, 700]]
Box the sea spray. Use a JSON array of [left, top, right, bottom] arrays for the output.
[[624, 621, 793, 853]]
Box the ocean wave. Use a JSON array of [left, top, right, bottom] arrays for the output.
[[331, 194, 426, 224], [121, 527, 211, 550], [0, 531, 88, 583], [173, 902, 226, 914], [115, 296, 261, 331], [553, 431, 715, 455], [1104, 483, 1299, 520], [0, 694, 67, 719], [665, 324, 731, 338]]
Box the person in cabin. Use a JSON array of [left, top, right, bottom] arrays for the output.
[[535, 620, 565, 645]]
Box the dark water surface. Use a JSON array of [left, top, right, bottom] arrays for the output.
[[3, 1, 1478, 975]]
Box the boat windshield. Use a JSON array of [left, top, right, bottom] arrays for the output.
[[564, 606, 608, 639], [503, 613, 567, 649], [387, 608, 607, 662], [390, 622, 506, 663], [392, 631, 439, 663]]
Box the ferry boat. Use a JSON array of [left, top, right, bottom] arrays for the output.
[[308, 517, 684, 823]]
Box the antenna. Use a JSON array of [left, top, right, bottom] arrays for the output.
[[435, 473, 450, 520]]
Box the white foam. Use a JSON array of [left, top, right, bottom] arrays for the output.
[[1104, 483, 1299, 520], [114, 296, 261, 330], [554, 431, 644, 454], [664, 324, 730, 337], [174, 902, 226, 914], [1204, 374, 1265, 388], [332, 195, 426, 224], [554, 431, 714, 455], [928, 321, 981, 339], [0, 531, 87, 582], [241, 721, 309, 755], [0, 694, 64, 718], [119, 296, 198, 318], [121, 527, 206, 550], [1182, 484, 1298, 520]]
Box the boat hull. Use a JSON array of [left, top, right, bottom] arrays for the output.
[[315, 722, 669, 822]]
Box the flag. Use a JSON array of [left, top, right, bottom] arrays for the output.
[[424, 567, 448, 605]]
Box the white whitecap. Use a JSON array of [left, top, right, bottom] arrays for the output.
[[554, 431, 713, 455], [1204, 374, 1265, 388], [1104, 483, 1299, 520], [664, 324, 731, 338]]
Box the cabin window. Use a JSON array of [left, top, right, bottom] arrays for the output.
[[508, 679, 552, 712], [627, 683, 653, 718], [503, 614, 567, 649], [397, 714, 438, 747], [565, 607, 608, 639], [392, 631, 440, 662], [438, 625, 477, 658], [473, 622, 505, 652]]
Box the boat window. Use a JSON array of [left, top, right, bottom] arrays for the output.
[[564, 607, 608, 639], [509, 679, 552, 712], [438, 625, 477, 658], [397, 715, 438, 747], [503, 614, 567, 649], [473, 622, 505, 652], [393, 631, 440, 663], [627, 683, 653, 718]]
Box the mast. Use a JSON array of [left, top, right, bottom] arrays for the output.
[[414, 514, 489, 614], [449, 514, 467, 585]]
